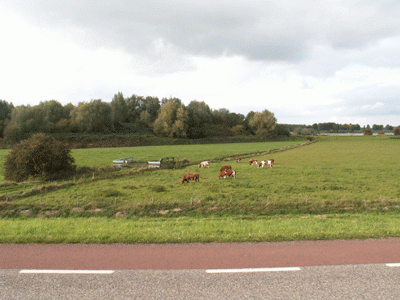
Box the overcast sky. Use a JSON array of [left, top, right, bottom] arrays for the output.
[[1, 1, 399, 126]]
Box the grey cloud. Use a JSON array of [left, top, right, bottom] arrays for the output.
[[4, 1, 399, 62], [2, 0, 400, 80]]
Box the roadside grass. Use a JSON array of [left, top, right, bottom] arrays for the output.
[[1, 135, 400, 243], [1, 212, 399, 243]]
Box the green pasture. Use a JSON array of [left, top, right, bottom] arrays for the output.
[[1, 135, 400, 243], [0, 139, 302, 181]]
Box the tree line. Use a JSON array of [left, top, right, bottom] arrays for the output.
[[0, 93, 288, 143], [1, 93, 398, 143], [285, 122, 397, 135]]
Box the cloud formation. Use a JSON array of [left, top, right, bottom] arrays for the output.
[[1, 0, 399, 125]]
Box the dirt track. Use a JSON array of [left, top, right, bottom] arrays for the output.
[[2, 238, 400, 270]]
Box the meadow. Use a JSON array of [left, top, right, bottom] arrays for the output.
[[0, 136, 399, 243]]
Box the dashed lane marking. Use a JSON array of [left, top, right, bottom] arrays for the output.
[[206, 267, 301, 273], [387, 263, 400, 267], [19, 270, 115, 274]]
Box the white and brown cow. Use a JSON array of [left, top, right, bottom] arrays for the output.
[[199, 160, 210, 168], [236, 157, 242, 163], [249, 159, 258, 165], [259, 159, 274, 168], [219, 169, 236, 179]]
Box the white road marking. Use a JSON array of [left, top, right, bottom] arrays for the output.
[[386, 263, 400, 267], [19, 270, 114, 274], [206, 267, 301, 273]]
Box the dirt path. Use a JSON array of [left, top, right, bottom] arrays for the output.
[[2, 238, 400, 270]]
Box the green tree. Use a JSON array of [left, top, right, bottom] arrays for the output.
[[273, 124, 290, 136], [4, 133, 76, 182], [248, 109, 277, 138], [4, 105, 35, 141], [154, 99, 188, 138], [244, 111, 256, 133], [393, 126, 400, 136], [364, 128, 373, 135], [385, 124, 394, 131], [125, 94, 142, 123], [0, 100, 14, 138], [39, 100, 65, 132], [171, 106, 188, 138], [138, 96, 161, 123], [186, 101, 212, 138], [153, 101, 176, 137], [111, 92, 128, 123], [372, 124, 384, 131], [70, 100, 113, 133], [231, 124, 249, 136]]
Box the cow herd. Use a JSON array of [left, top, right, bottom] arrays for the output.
[[181, 157, 274, 183]]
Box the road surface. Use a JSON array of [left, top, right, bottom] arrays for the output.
[[1, 238, 400, 299]]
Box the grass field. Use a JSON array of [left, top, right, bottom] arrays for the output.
[[0, 136, 399, 243], [0, 139, 303, 180]]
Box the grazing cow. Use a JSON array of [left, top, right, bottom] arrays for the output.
[[199, 161, 210, 168], [249, 159, 258, 165], [219, 169, 236, 179], [181, 173, 200, 183], [259, 159, 274, 168], [191, 173, 200, 182], [236, 157, 242, 163], [220, 165, 231, 172]]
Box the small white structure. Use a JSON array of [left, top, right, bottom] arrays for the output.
[[113, 156, 133, 166], [148, 157, 174, 168]]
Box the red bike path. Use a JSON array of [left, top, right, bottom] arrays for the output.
[[1, 238, 400, 270]]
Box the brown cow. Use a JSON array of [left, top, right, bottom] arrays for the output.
[[219, 169, 236, 179], [236, 157, 242, 163], [220, 165, 231, 172], [181, 173, 200, 183], [191, 173, 200, 182]]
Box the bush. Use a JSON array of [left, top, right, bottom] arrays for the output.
[[363, 128, 373, 136], [394, 126, 400, 136], [4, 133, 76, 182]]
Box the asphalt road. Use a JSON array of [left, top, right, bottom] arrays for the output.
[[2, 264, 400, 299], [1, 238, 400, 299]]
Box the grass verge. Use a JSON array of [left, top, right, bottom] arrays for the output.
[[1, 212, 399, 244]]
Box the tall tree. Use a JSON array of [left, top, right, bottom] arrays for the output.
[[0, 100, 14, 138], [172, 106, 188, 138], [4, 105, 36, 141], [125, 94, 141, 123], [111, 92, 128, 123], [39, 100, 65, 132], [248, 109, 277, 138], [70, 100, 112, 133], [139, 96, 161, 123], [154, 98, 188, 138], [153, 101, 176, 137], [186, 100, 212, 139]]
